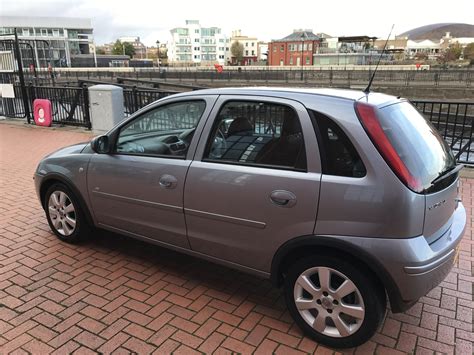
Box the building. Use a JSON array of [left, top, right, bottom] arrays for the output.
[[0, 16, 94, 68], [406, 39, 441, 59], [313, 35, 389, 66], [268, 29, 321, 66], [168, 20, 227, 65], [118, 36, 147, 59], [227, 30, 259, 65]]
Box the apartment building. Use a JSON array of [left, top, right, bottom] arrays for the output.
[[169, 20, 227, 65], [268, 29, 321, 66], [0, 16, 94, 68], [227, 30, 259, 65]]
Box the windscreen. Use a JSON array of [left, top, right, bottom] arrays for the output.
[[379, 102, 456, 192]]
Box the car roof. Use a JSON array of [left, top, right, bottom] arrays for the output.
[[169, 87, 398, 106]]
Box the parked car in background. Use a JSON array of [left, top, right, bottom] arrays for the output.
[[34, 88, 466, 348]]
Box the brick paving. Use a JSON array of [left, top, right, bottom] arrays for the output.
[[0, 121, 472, 354]]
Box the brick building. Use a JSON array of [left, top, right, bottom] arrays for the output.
[[268, 30, 321, 66]]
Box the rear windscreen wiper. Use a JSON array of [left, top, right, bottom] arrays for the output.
[[431, 164, 463, 186]]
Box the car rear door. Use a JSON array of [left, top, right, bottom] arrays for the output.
[[183, 96, 322, 273], [87, 96, 217, 248]]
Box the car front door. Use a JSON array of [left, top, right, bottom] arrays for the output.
[[88, 96, 217, 248], [184, 96, 322, 272]]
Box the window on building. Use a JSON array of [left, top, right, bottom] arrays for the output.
[[219, 55, 224, 59], [195, 29, 200, 33], [280, 45, 284, 52], [251, 42, 254, 47], [53, 29, 60, 37], [309, 43, 313, 50], [194, 47, 200, 50], [273, 45, 276, 52], [251, 50, 255, 55], [306, 57, 310, 64], [290, 57, 293, 65], [22, 28, 31, 36], [194, 38, 200, 42], [194, 55, 200, 59], [204, 101, 306, 171], [41, 29, 48, 36], [245, 50, 248, 56]]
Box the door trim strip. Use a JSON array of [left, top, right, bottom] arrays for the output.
[[185, 208, 266, 229]]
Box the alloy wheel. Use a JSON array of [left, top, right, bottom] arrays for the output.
[[293, 266, 365, 338], [48, 191, 77, 236]]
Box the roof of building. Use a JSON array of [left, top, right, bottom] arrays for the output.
[[338, 36, 378, 43], [0, 16, 93, 30], [272, 30, 320, 42]]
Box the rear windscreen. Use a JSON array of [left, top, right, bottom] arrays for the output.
[[379, 102, 456, 191]]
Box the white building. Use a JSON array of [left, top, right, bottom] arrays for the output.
[[406, 39, 441, 59], [169, 20, 227, 65], [0, 16, 94, 67], [226, 30, 260, 65]]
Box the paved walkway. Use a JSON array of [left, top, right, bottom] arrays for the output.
[[0, 122, 472, 354]]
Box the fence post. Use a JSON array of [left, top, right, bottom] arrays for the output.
[[82, 84, 91, 129], [132, 86, 139, 113]]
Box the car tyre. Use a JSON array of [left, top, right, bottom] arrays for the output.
[[284, 255, 386, 348], [44, 183, 91, 243]]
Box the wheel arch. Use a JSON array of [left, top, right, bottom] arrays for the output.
[[270, 235, 406, 312], [39, 173, 95, 227]]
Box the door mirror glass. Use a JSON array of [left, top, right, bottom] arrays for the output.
[[91, 135, 110, 154]]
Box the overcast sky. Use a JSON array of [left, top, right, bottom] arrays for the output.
[[1, 0, 472, 45]]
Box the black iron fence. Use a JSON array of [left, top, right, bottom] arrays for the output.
[[1, 81, 472, 165], [49, 68, 473, 88], [123, 87, 177, 115], [0, 83, 91, 128], [412, 100, 473, 165]]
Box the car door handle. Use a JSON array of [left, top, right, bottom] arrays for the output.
[[270, 190, 296, 208], [159, 174, 178, 189]]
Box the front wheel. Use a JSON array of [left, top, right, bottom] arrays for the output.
[[44, 183, 91, 243], [284, 255, 386, 348]]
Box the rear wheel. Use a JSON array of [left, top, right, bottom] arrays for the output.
[[284, 255, 386, 348], [44, 183, 90, 243]]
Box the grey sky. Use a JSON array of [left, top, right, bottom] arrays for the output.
[[1, 0, 472, 45]]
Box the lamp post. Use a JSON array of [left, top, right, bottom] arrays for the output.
[[300, 33, 305, 81], [156, 40, 160, 71]]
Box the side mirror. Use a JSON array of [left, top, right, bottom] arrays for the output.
[[91, 135, 110, 154]]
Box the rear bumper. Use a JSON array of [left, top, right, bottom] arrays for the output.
[[335, 202, 466, 313], [392, 202, 466, 310]]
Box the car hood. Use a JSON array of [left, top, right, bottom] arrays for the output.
[[44, 142, 90, 159]]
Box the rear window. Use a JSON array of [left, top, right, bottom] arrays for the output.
[[379, 102, 456, 191]]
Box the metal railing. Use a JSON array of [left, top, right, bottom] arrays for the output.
[[48, 68, 473, 88], [0, 83, 91, 128], [412, 100, 473, 165], [123, 86, 176, 115]]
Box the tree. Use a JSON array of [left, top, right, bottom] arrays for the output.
[[96, 48, 106, 55], [439, 42, 462, 63], [231, 40, 244, 64], [111, 40, 135, 57], [463, 43, 474, 60]]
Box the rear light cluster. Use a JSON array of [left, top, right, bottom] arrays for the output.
[[355, 102, 423, 193]]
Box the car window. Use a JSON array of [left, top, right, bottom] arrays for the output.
[[204, 101, 307, 171], [116, 101, 206, 158], [310, 110, 366, 177]]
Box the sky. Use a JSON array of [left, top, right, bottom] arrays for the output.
[[1, 0, 473, 46]]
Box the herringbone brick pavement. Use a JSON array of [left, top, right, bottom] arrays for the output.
[[0, 122, 472, 354]]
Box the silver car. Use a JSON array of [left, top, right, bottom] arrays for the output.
[[34, 88, 466, 348]]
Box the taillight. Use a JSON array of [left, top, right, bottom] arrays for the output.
[[355, 102, 422, 192]]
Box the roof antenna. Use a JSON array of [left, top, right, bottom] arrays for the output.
[[364, 24, 395, 94]]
